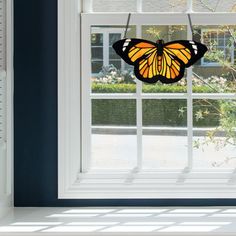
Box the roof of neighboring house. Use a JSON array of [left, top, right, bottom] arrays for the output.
[[92, 0, 236, 12]]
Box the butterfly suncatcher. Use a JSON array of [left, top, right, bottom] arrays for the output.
[[113, 38, 208, 84]]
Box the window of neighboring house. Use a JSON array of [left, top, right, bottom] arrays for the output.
[[91, 28, 124, 75], [201, 29, 234, 66]]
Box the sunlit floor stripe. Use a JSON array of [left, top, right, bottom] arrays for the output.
[[46, 214, 99, 218], [100, 226, 163, 232], [180, 222, 231, 225], [159, 226, 220, 232], [0, 226, 48, 232], [64, 209, 115, 214], [124, 221, 174, 225], [170, 209, 220, 213], [222, 209, 236, 213], [117, 209, 168, 213], [42, 226, 105, 232], [67, 222, 119, 225], [102, 214, 152, 218], [11, 222, 62, 226], [210, 214, 236, 217], [157, 214, 206, 217]]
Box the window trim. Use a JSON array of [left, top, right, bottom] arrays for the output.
[[58, 0, 81, 197], [58, 0, 236, 199]]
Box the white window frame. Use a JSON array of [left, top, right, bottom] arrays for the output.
[[58, 0, 236, 199], [91, 27, 125, 76], [201, 28, 235, 67]]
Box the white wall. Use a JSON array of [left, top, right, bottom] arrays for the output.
[[0, 0, 13, 218]]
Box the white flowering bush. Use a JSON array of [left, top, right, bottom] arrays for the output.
[[176, 75, 228, 92], [92, 64, 136, 84]]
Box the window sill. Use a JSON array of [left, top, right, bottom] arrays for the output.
[[59, 170, 236, 199]]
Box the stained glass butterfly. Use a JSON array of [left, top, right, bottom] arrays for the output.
[[113, 38, 208, 84]]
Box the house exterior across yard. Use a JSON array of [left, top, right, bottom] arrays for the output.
[[91, 0, 236, 79]]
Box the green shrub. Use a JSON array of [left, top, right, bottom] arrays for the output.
[[92, 83, 215, 93], [91, 84, 220, 127]]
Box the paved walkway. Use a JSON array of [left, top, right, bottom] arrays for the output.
[[91, 134, 236, 170]]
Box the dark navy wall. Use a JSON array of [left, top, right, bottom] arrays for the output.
[[14, 0, 235, 206]]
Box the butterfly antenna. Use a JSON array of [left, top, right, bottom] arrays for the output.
[[124, 13, 131, 39], [187, 13, 194, 40]]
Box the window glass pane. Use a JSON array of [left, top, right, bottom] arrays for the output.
[[91, 99, 137, 169], [192, 25, 236, 93], [193, 99, 236, 169], [193, 0, 236, 12], [92, 0, 137, 12], [142, 99, 188, 169], [109, 46, 120, 60], [141, 25, 187, 93], [109, 33, 121, 45], [109, 60, 121, 69], [108, 34, 122, 69], [92, 61, 104, 73], [91, 33, 103, 46], [92, 47, 103, 60], [92, 99, 136, 126], [91, 26, 136, 93], [143, 0, 187, 12], [218, 38, 224, 46]]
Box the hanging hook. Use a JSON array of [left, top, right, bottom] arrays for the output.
[[124, 13, 131, 39], [187, 13, 194, 40]]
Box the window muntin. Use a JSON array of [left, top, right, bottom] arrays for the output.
[[109, 33, 122, 68]]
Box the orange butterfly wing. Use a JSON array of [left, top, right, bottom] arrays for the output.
[[113, 38, 157, 65], [164, 40, 207, 67], [138, 51, 183, 83], [112, 39, 207, 84]]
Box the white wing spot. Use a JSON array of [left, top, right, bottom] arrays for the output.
[[122, 39, 131, 51]]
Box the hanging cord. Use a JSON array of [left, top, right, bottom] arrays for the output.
[[187, 13, 194, 40], [124, 13, 131, 38]]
